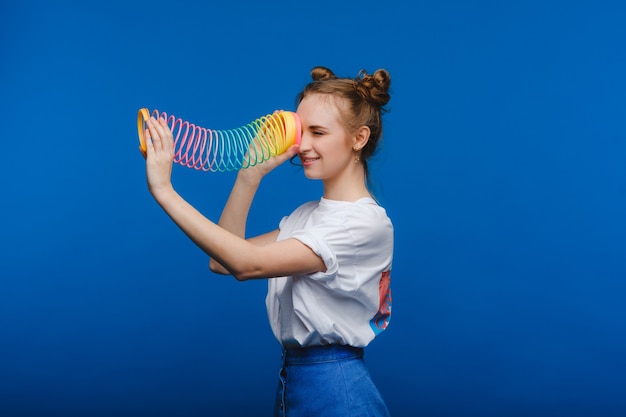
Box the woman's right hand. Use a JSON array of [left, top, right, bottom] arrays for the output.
[[237, 143, 300, 184]]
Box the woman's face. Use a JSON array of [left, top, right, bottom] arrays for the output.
[[296, 94, 355, 181]]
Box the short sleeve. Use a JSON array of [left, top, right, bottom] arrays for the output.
[[288, 229, 340, 282], [282, 202, 392, 289]]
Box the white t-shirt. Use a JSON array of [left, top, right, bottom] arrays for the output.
[[266, 197, 394, 348]]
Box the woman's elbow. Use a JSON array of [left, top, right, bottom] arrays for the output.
[[231, 268, 261, 281], [208, 259, 229, 275], [208, 259, 254, 281]]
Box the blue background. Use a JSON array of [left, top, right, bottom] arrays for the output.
[[1, 1, 625, 416]]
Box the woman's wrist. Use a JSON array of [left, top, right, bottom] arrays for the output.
[[150, 183, 177, 205], [236, 170, 262, 188]]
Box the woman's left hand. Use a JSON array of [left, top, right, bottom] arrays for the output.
[[144, 116, 175, 198]]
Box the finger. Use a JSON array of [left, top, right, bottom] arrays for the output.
[[150, 117, 172, 150], [149, 117, 169, 152], [145, 117, 161, 150], [284, 144, 300, 158], [274, 144, 300, 165], [157, 118, 174, 152], [144, 126, 154, 155]]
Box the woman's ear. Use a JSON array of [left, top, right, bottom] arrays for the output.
[[353, 126, 371, 151]]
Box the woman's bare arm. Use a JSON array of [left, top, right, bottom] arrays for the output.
[[153, 187, 324, 280], [144, 115, 322, 280]]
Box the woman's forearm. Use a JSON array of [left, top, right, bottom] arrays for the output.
[[152, 186, 256, 279], [207, 174, 261, 273], [217, 174, 261, 238]]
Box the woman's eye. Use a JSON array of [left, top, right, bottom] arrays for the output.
[[313, 131, 324, 136]]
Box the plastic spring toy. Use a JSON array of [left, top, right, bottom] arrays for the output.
[[137, 108, 301, 172]]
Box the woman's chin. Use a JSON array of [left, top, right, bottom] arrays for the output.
[[303, 170, 321, 180]]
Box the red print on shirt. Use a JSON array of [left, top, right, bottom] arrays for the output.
[[369, 270, 392, 335]]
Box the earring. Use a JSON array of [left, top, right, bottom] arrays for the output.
[[353, 147, 360, 163]]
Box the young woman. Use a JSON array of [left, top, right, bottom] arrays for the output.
[[144, 66, 394, 416]]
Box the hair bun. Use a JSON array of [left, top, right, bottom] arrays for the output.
[[310, 66, 337, 81], [354, 69, 391, 108]]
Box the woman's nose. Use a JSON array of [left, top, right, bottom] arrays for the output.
[[298, 132, 312, 152]]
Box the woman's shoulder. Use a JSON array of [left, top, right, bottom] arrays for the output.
[[320, 198, 394, 236], [291, 200, 321, 216], [329, 197, 392, 222], [286, 197, 393, 230], [279, 200, 320, 226]]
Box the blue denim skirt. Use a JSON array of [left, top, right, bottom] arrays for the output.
[[274, 345, 390, 417]]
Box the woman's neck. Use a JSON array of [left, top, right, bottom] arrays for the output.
[[322, 166, 371, 202]]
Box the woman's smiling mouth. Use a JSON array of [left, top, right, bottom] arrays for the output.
[[301, 156, 320, 166]]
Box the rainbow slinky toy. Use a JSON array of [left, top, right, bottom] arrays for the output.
[[137, 108, 301, 172]]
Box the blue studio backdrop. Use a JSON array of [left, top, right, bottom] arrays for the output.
[[1, 1, 625, 416]]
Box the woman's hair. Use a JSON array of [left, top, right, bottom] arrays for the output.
[[296, 66, 392, 181]]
